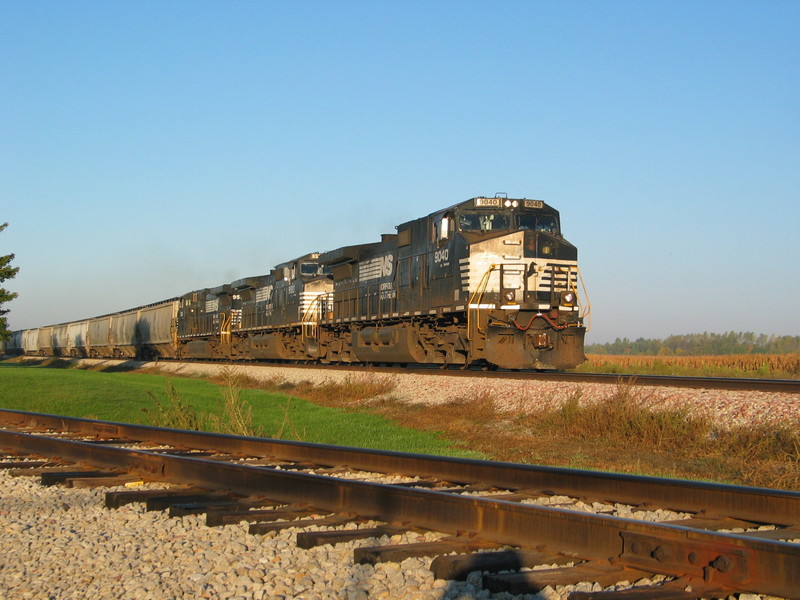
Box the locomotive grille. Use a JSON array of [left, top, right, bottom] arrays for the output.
[[461, 256, 579, 304], [533, 263, 579, 293], [299, 292, 331, 321]]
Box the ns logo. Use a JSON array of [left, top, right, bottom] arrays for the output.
[[359, 254, 394, 282], [380, 254, 394, 277]]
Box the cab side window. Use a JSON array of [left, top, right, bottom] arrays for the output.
[[434, 214, 451, 243]]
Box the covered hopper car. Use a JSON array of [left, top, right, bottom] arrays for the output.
[[5, 196, 589, 370]]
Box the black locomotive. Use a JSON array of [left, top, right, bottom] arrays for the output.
[[8, 196, 589, 370]]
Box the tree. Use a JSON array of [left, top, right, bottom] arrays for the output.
[[0, 222, 19, 341]]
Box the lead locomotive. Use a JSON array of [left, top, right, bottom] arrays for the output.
[[10, 196, 589, 370]]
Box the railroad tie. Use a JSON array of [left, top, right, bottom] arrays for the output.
[[296, 523, 411, 549], [483, 561, 656, 595], [248, 513, 356, 535], [354, 534, 502, 565], [104, 486, 209, 508], [146, 493, 238, 512], [206, 503, 316, 527], [567, 583, 713, 600], [430, 548, 577, 581]]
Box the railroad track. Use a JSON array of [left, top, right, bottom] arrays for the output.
[[0, 409, 798, 599], [315, 363, 800, 393], [387, 368, 800, 393], [15, 355, 799, 394]]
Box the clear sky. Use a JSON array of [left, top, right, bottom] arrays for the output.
[[1, 1, 798, 344]]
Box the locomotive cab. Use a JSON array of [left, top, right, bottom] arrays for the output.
[[430, 197, 583, 311]]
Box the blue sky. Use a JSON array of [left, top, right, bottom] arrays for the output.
[[1, 1, 798, 344]]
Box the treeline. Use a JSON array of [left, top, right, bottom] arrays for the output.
[[586, 332, 800, 356]]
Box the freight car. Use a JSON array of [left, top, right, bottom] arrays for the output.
[[2, 299, 180, 360], [6, 196, 589, 370]]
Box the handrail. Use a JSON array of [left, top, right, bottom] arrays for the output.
[[219, 312, 233, 344], [466, 264, 499, 340], [573, 266, 591, 332], [300, 293, 326, 342]]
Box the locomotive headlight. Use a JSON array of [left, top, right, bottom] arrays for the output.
[[560, 291, 576, 306], [504, 199, 512, 207], [504, 291, 515, 302]]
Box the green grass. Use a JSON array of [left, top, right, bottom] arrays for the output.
[[0, 362, 481, 458]]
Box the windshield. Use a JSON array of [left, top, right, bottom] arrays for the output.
[[517, 213, 558, 234], [299, 262, 327, 277], [458, 212, 511, 233], [457, 211, 558, 235]]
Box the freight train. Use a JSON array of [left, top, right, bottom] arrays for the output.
[[4, 196, 589, 370]]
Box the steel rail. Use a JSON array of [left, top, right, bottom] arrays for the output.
[[392, 366, 800, 393], [517, 371, 800, 393], [0, 428, 798, 597], [1, 409, 799, 528]]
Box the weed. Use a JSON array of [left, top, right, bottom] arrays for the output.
[[717, 424, 800, 489], [255, 374, 399, 406], [144, 368, 264, 437], [211, 366, 264, 390], [145, 370, 396, 440], [143, 380, 207, 431], [519, 381, 711, 453], [568, 451, 590, 468], [300, 374, 399, 404], [206, 368, 263, 437], [274, 398, 306, 441]]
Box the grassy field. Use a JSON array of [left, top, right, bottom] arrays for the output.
[[577, 353, 800, 378], [0, 360, 481, 458], [1, 358, 798, 490]]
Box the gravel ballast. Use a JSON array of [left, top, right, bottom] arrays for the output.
[[0, 470, 490, 600], [1, 470, 765, 600]]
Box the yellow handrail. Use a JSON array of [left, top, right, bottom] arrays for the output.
[[466, 264, 499, 340], [549, 265, 591, 332], [574, 266, 591, 331], [220, 313, 233, 344], [300, 293, 326, 341]]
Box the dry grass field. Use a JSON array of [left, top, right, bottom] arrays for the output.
[[578, 352, 800, 378]]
